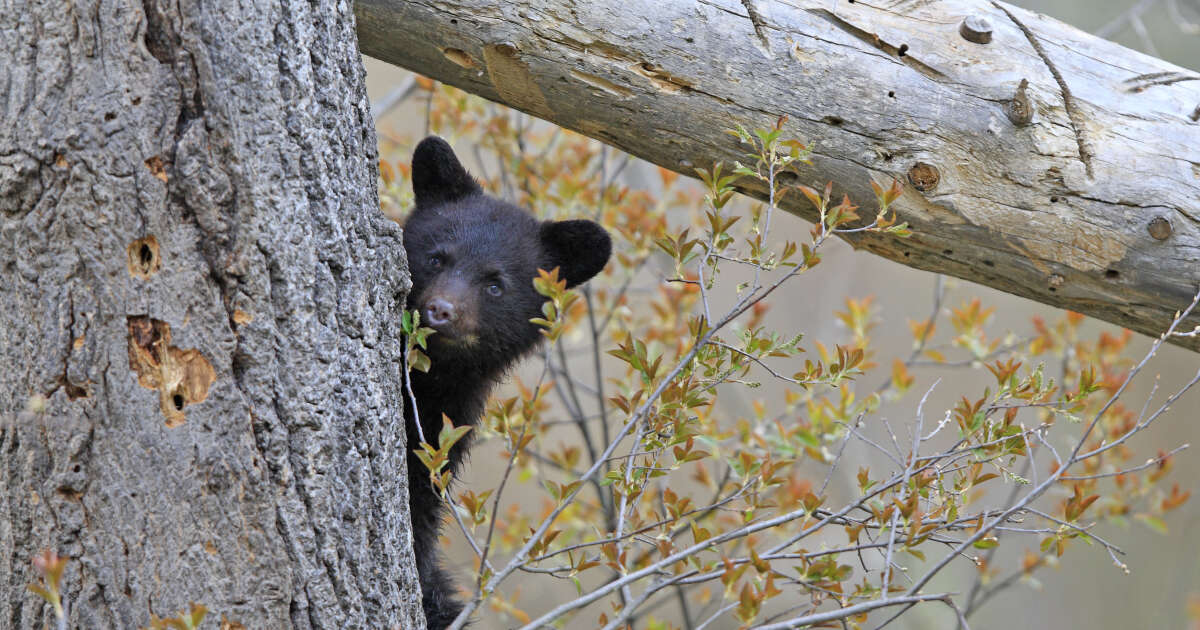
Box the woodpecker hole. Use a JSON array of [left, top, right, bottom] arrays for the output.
[[127, 235, 162, 279]]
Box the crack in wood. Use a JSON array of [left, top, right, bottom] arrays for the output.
[[1123, 70, 1200, 92], [807, 8, 947, 83], [738, 0, 773, 56], [993, 2, 1095, 179], [879, 0, 939, 10]]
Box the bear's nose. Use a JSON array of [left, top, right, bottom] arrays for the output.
[[423, 298, 457, 327]]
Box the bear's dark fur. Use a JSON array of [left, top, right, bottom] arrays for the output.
[[402, 136, 611, 629]]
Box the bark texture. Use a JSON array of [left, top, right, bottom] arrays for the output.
[[1, 0, 423, 628], [356, 0, 1200, 351]]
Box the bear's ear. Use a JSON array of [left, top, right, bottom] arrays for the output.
[[411, 136, 482, 207], [541, 219, 612, 288]]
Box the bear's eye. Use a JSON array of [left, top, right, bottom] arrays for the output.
[[486, 283, 503, 297], [428, 254, 443, 269]]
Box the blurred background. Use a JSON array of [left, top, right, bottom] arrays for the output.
[[364, 1, 1198, 627]]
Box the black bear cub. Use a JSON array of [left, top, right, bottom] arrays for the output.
[[402, 136, 611, 629]]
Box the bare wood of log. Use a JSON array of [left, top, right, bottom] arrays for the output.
[[356, 0, 1200, 351]]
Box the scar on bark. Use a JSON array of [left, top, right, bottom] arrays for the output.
[[632, 62, 695, 93], [127, 316, 215, 427], [993, 2, 1095, 179], [482, 43, 554, 119], [570, 70, 634, 97], [441, 48, 475, 69]]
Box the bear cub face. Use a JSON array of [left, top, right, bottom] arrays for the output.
[[403, 136, 611, 371], [401, 136, 611, 630]]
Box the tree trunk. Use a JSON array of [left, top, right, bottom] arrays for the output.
[[355, 0, 1200, 352], [0, 0, 423, 627]]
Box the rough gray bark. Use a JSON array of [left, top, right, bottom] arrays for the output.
[[1, 0, 423, 628], [356, 0, 1200, 352]]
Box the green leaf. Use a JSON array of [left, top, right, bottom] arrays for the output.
[[972, 537, 999, 549], [1136, 514, 1168, 534], [408, 348, 431, 373], [26, 584, 53, 604], [438, 417, 473, 451]]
